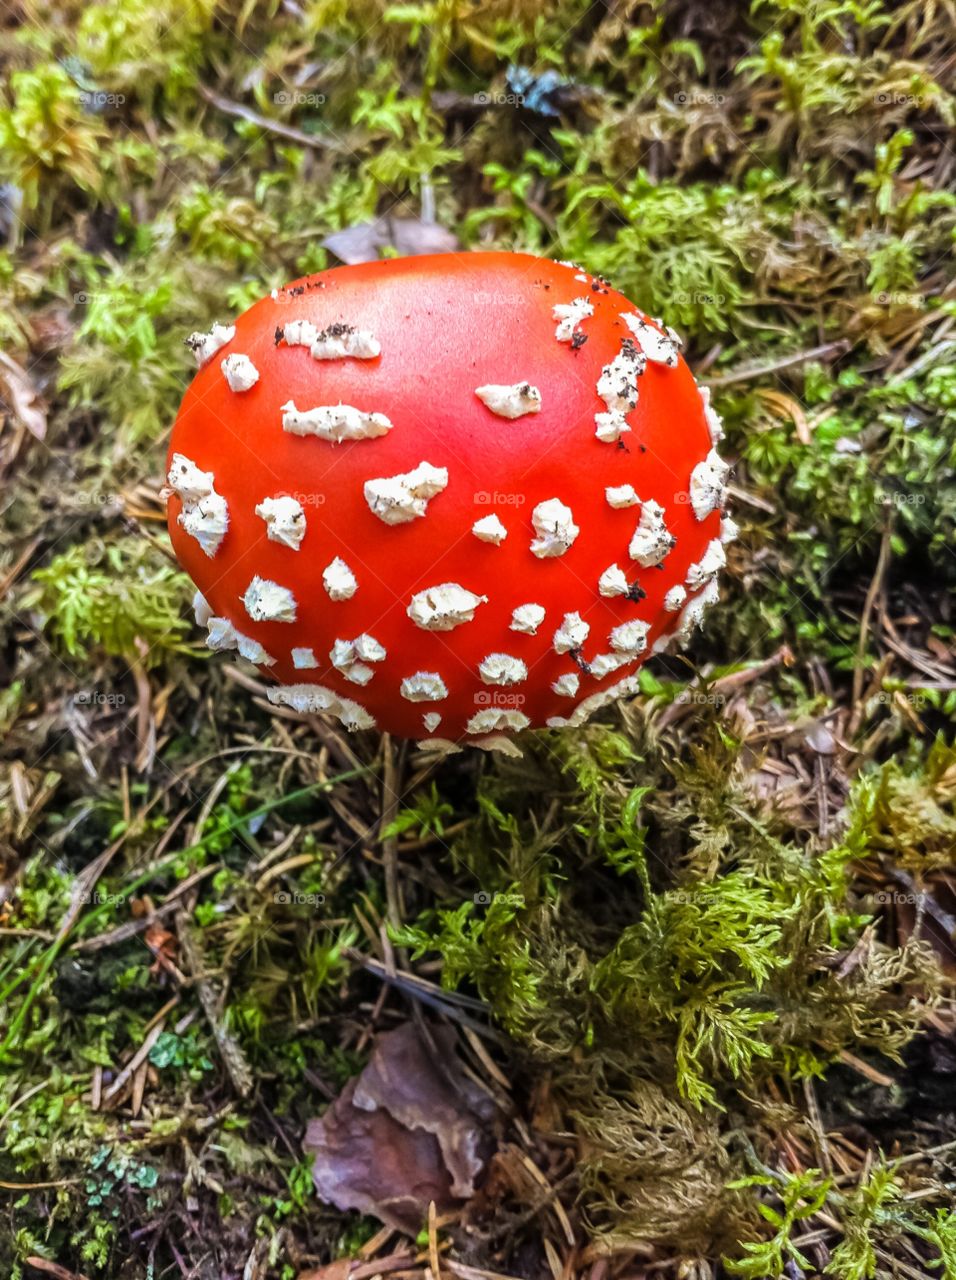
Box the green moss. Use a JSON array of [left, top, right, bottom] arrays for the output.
[[393, 717, 948, 1243], [1, 0, 954, 1273], [29, 537, 192, 667]]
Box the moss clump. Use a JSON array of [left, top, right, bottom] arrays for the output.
[[395, 715, 947, 1247], [28, 538, 192, 667]]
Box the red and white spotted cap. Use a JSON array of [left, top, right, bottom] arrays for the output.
[[165, 252, 732, 752]]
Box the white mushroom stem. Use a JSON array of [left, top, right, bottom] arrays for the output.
[[475, 383, 542, 419], [281, 400, 392, 442], [364, 462, 448, 525], [407, 583, 487, 631]]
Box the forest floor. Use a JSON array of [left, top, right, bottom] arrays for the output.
[[1, 1, 955, 1278]]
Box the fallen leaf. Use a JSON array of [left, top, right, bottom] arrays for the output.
[[144, 921, 177, 976], [24, 1258, 92, 1280], [28, 307, 75, 356], [0, 351, 46, 440], [296, 1262, 351, 1280], [323, 216, 458, 265], [804, 721, 836, 755], [304, 1022, 495, 1234]]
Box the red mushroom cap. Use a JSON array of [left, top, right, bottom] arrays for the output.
[[165, 252, 732, 749]]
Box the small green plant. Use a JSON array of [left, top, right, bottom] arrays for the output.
[[30, 537, 191, 668], [149, 1028, 215, 1080], [381, 781, 454, 840], [725, 1168, 831, 1278], [86, 1143, 161, 1211], [0, 65, 107, 219], [826, 1162, 904, 1280]]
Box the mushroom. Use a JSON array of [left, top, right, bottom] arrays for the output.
[[166, 253, 732, 748]]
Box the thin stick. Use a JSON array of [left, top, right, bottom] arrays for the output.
[[24, 1259, 91, 1280], [197, 85, 349, 152], [849, 515, 892, 737], [176, 910, 253, 1098], [103, 1019, 167, 1103], [428, 1200, 443, 1280], [705, 339, 851, 387]]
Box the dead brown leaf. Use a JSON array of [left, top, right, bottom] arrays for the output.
[[144, 920, 178, 977], [323, 217, 458, 265], [296, 1264, 350, 1280], [0, 350, 46, 439], [304, 1022, 495, 1234]]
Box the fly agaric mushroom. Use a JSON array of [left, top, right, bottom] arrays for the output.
[[165, 253, 732, 751]]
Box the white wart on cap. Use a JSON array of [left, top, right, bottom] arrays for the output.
[[166, 454, 229, 557]]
